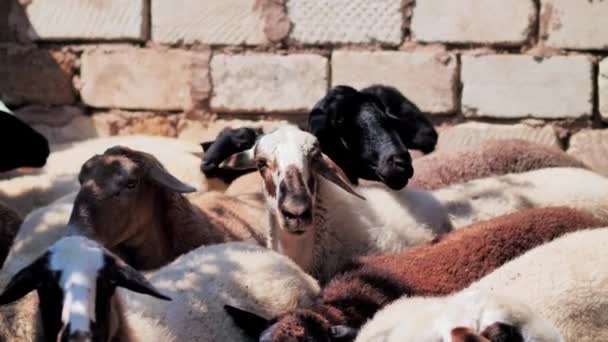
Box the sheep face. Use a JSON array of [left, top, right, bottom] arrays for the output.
[[71, 146, 196, 247], [221, 126, 363, 235], [200, 127, 262, 183], [0, 236, 170, 342], [0, 112, 50, 172], [309, 85, 416, 190]]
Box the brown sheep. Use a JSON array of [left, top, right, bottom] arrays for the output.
[[68, 146, 267, 270], [225, 206, 604, 341], [409, 139, 586, 190]]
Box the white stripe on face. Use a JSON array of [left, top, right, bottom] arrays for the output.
[[49, 236, 105, 335]]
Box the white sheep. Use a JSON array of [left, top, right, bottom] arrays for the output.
[[0, 135, 207, 217], [468, 227, 608, 342], [221, 126, 608, 282], [0, 236, 320, 342], [356, 289, 563, 342]]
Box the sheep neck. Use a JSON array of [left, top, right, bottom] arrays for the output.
[[268, 211, 317, 275]]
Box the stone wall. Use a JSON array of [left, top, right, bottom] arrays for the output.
[[2, 0, 608, 173]]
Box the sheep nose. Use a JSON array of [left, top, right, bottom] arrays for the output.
[[378, 153, 414, 190], [279, 195, 313, 224]]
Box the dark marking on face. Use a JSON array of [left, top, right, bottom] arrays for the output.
[[278, 166, 312, 223]]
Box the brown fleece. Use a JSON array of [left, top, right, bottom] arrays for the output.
[[0, 201, 21, 267], [410, 139, 587, 190], [269, 206, 604, 341]]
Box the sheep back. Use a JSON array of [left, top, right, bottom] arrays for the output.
[[121, 242, 320, 342], [470, 227, 608, 342], [410, 139, 587, 190], [434, 167, 608, 228]]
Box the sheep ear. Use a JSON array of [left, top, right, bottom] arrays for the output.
[[219, 148, 256, 170], [481, 322, 523, 342], [200, 141, 214, 153], [107, 256, 171, 301], [148, 163, 197, 193], [313, 153, 365, 200], [0, 255, 47, 305], [451, 327, 490, 342], [224, 305, 273, 340], [329, 325, 359, 340]]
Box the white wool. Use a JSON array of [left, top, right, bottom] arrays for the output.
[[302, 178, 451, 280], [356, 289, 563, 342], [125, 311, 176, 342], [49, 236, 105, 335], [0, 135, 207, 216], [120, 242, 320, 342], [0, 192, 76, 289], [434, 167, 608, 227], [468, 227, 608, 342]]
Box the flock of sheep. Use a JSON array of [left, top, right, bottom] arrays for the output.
[[0, 84, 606, 342]]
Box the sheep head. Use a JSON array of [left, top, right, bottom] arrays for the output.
[[70, 146, 196, 248], [309, 85, 418, 190], [225, 305, 357, 342], [221, 126, 364, 235], [200, 126, 262, 183], [0, 236, 170, 342]]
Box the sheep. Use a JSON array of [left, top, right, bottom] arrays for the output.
[[309, 85, 437, 189], [0, 105, 50, 173], [221, 126, 608, 281], [0, 201, 21, 268], [223, 206, 604, 341], [200, 126, 262, 185], [466, 227, 608, 342], [0, 236, 320, 342], [65, 145, 269, 270], [0, 135, 207, 217], [355, 289, 563, 342], [409, 138, 587, 190], [221, 125, 451, 282]]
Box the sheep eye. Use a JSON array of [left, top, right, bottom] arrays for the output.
[[256, 159, 267, 169], [126, 180, 138, 189]]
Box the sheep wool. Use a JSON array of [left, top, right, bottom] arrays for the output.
[[356, 289, 563, 342], [469, 227, 608, 342], [121, 242, 320, 342], [234, 206, 603, 341], [409, 139, 587, 190], [435, 167, 608, 228]]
